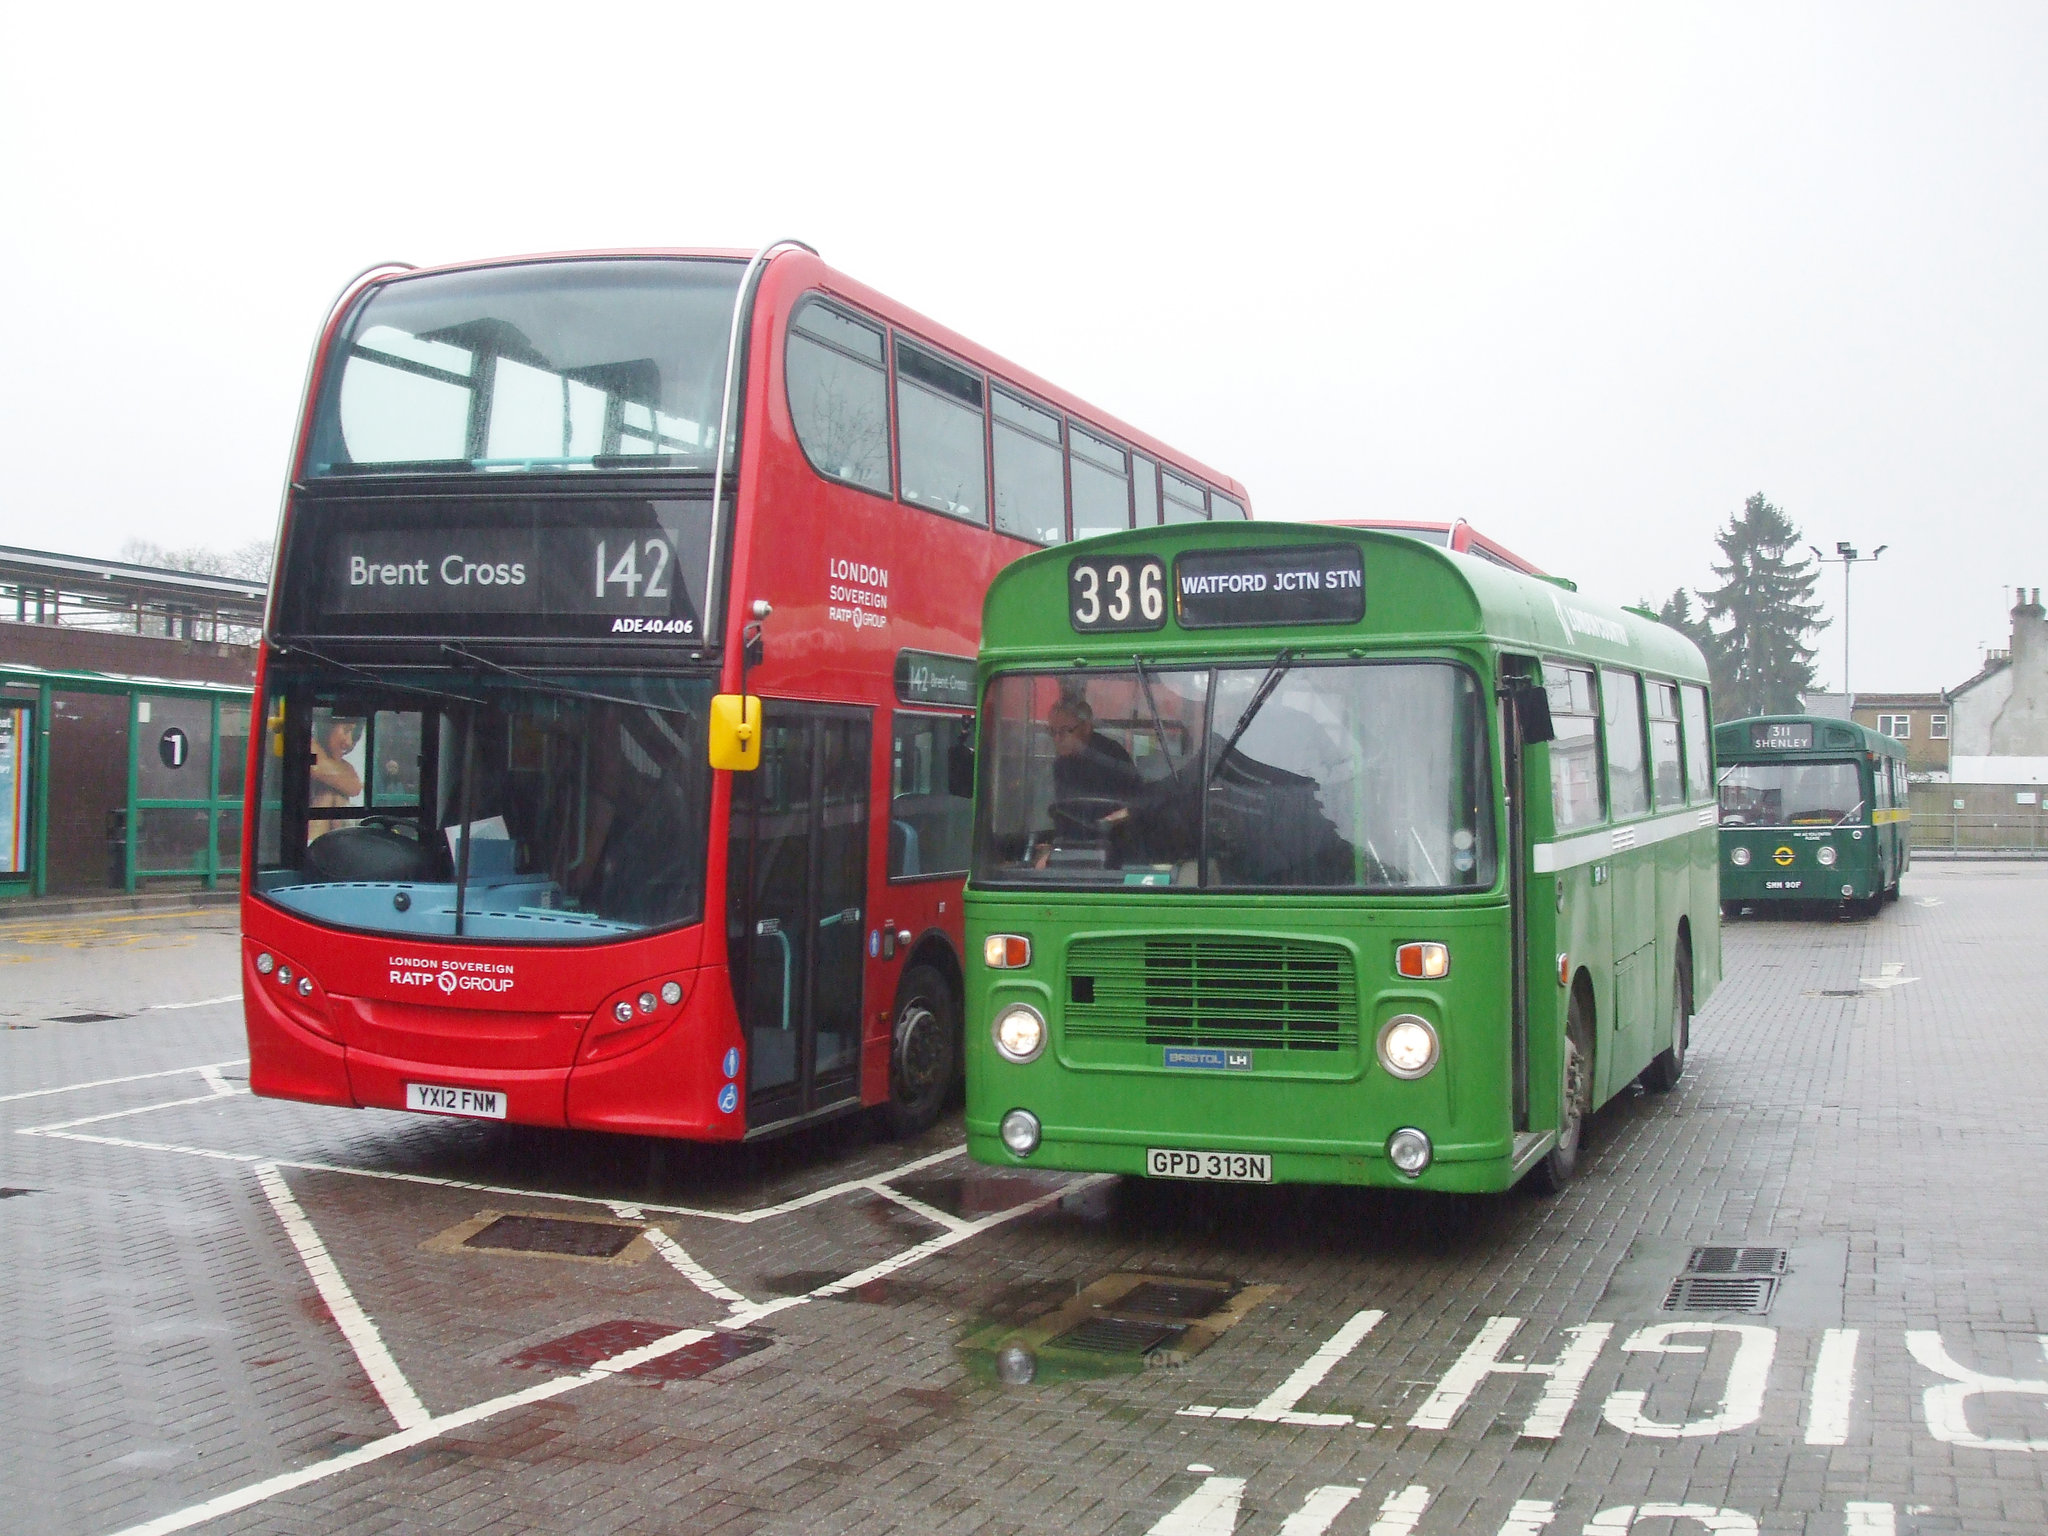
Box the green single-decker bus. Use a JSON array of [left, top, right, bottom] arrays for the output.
[[963, 522, 1722, 1193], [1714, 714, 1909, 918]]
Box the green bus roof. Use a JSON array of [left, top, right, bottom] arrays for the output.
[[979, 521, 1710, 681], [1714, 713, 1906, 760]]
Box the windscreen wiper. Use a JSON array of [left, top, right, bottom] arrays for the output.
[[1131, 654, 1182, 794], [277, 642, 486, 708], [437, 643, 700, 719], [1206, 649, 1296, 787]]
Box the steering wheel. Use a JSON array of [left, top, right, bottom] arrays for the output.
[[355, 814, 420, 841], [1047, 796, 1127, 841]]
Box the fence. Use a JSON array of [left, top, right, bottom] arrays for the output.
[[1911, 811, 2048, 858]]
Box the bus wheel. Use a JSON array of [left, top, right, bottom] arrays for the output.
[[1720, 900, 1742, 920], [1530, 995, 1592, 1195], [1642, 947, 1690, 1093], [882, 964, 958, 1138]]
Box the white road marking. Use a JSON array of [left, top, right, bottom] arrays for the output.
[[19, 1091, 244, 1134], [97, 1177, 1085, 1536], [252, 1163, 428, 1431], [1805, 1328, 1860, 1445], [1906, 1329, 2048, 1450], [642, 1227, 748, 1306], [150, 994, 242, 1011], [1845, 1503, 1897, 1534], [1584, 1506, 1757, 1534], [1179, 1309, 1384, 1426], [1279, 1486, 1360, 1535], [1146, 1476, 1245, 1535], [0, 1058, 247, 1105], [1407, 1316, 1612, 1437], [867, 1180, 975, 1234], [23, 1122, 970, 1223], [1603, 1324, 1776, 1438], [1496, 1499, 1555, 1535], [198, 1066, 239, 1098], [1860, 962, 1919, 990], [1366, 1485, 1431, 1536]]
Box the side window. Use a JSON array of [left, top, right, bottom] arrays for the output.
[[896, 340, 987, 523], [1161, 470, 1208, 524], [890, 713, 974, 878], [1601, 669, 1650, 819], [1680, 684, 1712, 803], [1211, 491, 1247, 521], [1874, 759, 1891, 811], [785, 298, 891, 494], [1133, 454, 1161, 526], [991, 389, 1066, 545], [1069, 425, 1132, 540], [1647, 681, 1684, 810], [1544, 663, 1604, 832]]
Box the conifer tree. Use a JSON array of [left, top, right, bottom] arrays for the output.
[[1698, 493, 1827, 719]]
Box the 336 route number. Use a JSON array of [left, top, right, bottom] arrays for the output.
[[1068, 555, 1166, 633]]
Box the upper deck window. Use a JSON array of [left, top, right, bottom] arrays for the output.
[[896, 341, 988, 524], [1211, 492, 1247, 522], [992, 389, 1065, 545], [1133, 455, 1161, 526], [307, 259, 745, 477], [1069, 427, 1132, 541], [1161, 471, 1208, 524], [786, 297, 891, 494]]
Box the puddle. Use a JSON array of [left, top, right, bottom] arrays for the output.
[[959, 1270, 1277, 1384]]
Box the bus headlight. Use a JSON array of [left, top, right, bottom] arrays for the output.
[[1386, 1127, 1432, 1176], [1817, 845, 1838, 866], [1730, 846, 1751, 867], [1000, 1108, 1041, 1155], [992, 1004, 1047, 1063], [1377, 1014, 1440, 1079]]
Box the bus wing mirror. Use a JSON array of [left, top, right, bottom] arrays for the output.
[[708, 694, 761, 771], [948, 734, 976, 799], [1512, 683, 1555, 745]]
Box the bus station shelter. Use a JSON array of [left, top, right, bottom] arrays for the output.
[[0, 662, 252, 902]]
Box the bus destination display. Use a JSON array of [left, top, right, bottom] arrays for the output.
[[1749, 721, 1815, 750], [1174, 545, 1365, 629], [293, 497, 710, 641]]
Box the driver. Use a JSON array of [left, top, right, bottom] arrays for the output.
[[1038, 699, 1143, 864]]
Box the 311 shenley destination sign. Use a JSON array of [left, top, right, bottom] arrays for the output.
[[1173, 544, 1365, 629]]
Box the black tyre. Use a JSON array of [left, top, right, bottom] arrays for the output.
[[1641, 945, 1690, 1093], [1529, 991, 1593, 1195], [1720, 900, 1742, 920], [881, 963, 958, 1138]]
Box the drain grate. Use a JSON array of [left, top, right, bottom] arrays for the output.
[[1049, 1316, 1189, 1355], [1664, 1275, 1777, 1314], [1115, 1281, 1236, 1321], [1686, 1246, 1788, 1275], [465, 1215, 641, 1259], [48, 1012, 126, 1025]]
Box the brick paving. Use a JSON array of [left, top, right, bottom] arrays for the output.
[[4, 869, 2048, 1533]]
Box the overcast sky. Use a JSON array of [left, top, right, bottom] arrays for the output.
[[4, 3, 2043, 692]]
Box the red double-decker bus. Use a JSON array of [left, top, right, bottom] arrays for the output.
[[242, 243, 1250, 1142]]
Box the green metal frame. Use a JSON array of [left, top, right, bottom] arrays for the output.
[[0, 663, 250, 901]]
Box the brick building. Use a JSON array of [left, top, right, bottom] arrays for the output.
[[1850, 692, 1951, 779]]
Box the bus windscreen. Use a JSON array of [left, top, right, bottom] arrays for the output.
[[253, 668, 711, 941], [1717, 761, 1864, 827], [305, 259, 744, 476], [973, 661, 1494, 891]]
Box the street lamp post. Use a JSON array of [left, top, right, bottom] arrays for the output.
[[1808, 541, 1888, 700]]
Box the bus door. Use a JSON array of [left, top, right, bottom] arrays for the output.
[[1501, 664, 1542, 1131], [733, 704, 871, 1129]]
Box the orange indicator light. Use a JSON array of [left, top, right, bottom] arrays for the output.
[[1395, 942, 1450, 980], [984, 934, 1032, 968]]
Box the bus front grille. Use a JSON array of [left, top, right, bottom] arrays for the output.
[[1064, 935, 1357, 1052]]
